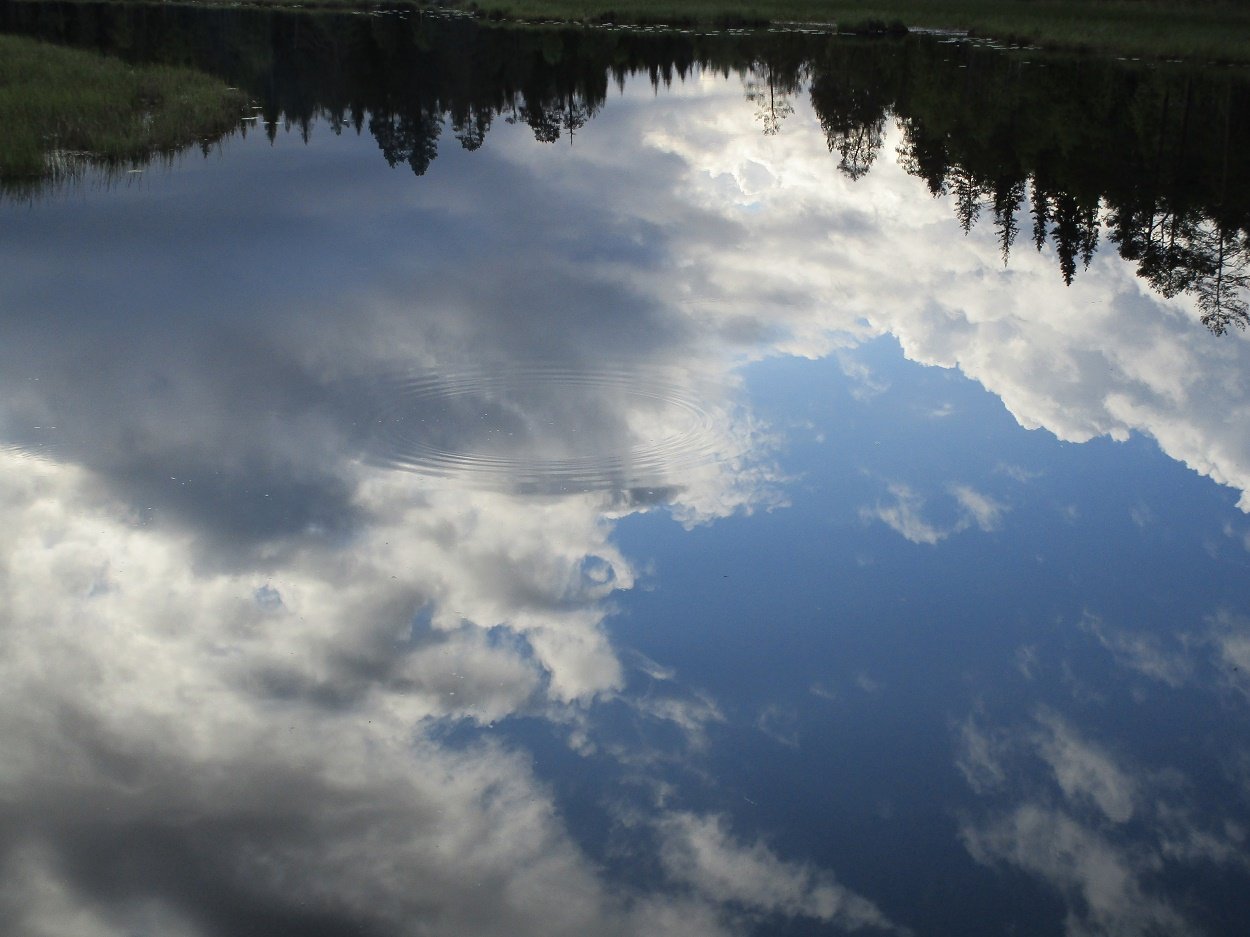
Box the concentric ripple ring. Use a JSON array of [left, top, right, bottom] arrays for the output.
[[361, 364, 736, 492]]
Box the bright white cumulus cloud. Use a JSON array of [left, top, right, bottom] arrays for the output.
[[609, 76, 1250, 511], [0, 446, 890, 937]]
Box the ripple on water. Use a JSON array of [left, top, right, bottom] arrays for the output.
[[2, 430, 63, 463], [361, 364, 737, 493]]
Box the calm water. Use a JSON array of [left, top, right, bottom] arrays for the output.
[[2, 6, 1250, 936]]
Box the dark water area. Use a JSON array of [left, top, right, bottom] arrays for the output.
[[2, 5, 1250, 937]]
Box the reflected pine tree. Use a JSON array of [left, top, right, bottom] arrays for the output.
[[741, 38, 806, 136], [519, 99, 562, 143], [561, 91, 590, 142], [950, 168, 986, 235], [371, 110, 442, 175], [453, 107, 491, 151], [744, 63, 799, 136], [1195, 229, 1250, 335], [858, 40, 1249, 331], [993, 179, 1026, 265], [810, 43, 894, 180]]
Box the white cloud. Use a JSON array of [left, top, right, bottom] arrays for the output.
[[837, 351, 891, 400], [1079, 610, 1250, 700], [862, 482, 1007, 544], [1033, 709, 1138, 824], [951, 485, 1007, 532], [657, 812, 905, 933], [957, 704, 1248, 937], [861, 483, 948, 544], [1208, 611, 1250, 700], [954, 716, 1008, 795], [962, 804, 1193, 937], [1016, 644, 1041, 680], [0, 451, 731, 937], [1080, 613, 1193, 689], [1152, 802, 1250, 870], [997, 462, 1042, 483], [631, 91, 1250, 511], [755, 704, 800, 748], [0, 402, 874, 937], [855, 672, 882, 694], [635, 690, 726, 751]]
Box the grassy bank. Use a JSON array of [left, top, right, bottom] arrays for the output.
[[0, 34, 245, 188], [196, 0, 1250, 62], [474, 0, 1250, 62]]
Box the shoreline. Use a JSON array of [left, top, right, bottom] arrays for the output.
[[115, 0, 1250, 63]]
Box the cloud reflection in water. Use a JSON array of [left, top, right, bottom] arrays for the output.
[[0, 54, 1248, 937]]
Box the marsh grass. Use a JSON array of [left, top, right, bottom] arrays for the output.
[[189, 0, 1250, 61], [0, 34, 245, 190], [468, 0, 1250, 58]]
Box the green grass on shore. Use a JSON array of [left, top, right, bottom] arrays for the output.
[[206, 0, 1250, 62], [472, 0, 1250, 61], [0, 34, 245, 187]]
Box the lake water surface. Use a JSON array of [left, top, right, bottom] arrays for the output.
[[2, 6, 1250, 936]]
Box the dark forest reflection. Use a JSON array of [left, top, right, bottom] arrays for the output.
[[3, 3, 1248, 331]]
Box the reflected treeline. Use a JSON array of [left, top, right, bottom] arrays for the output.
[[802, 39, 1250, 333], [0, 2, 797, 175], [3, 2, 1247, 331]]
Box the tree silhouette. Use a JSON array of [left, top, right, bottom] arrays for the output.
[[949, 167, 985, 235], [1194, 227, 1250, 335], [521, 98, 562, 143], [560, 91, 589, 143], [744, 64, 796, 136], [810, 44, 895, 181], [993, 179, 1026, 265], [369, 110, 441, 176], [453, 107, 490, 151], [833, 115, 886, 180], [1030, 181, 1052, 254]]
